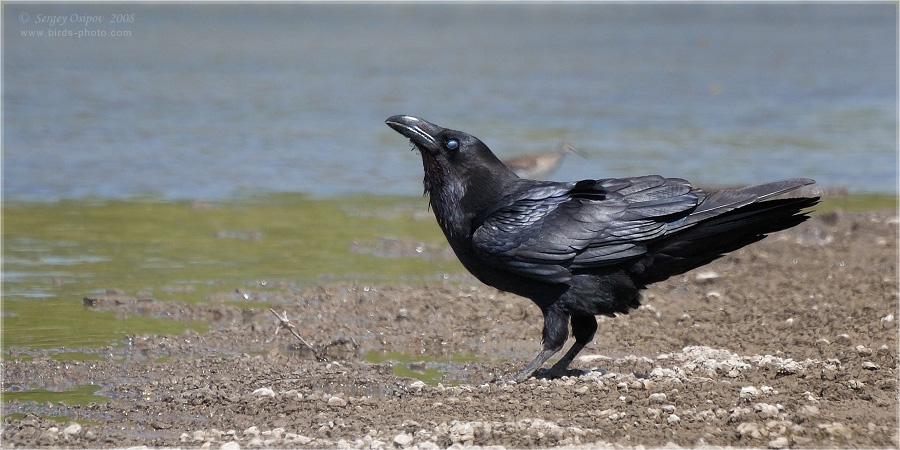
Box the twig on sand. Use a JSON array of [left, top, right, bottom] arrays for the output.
[[269, 308, 327, 361]]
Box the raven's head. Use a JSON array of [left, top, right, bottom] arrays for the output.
[[385, 115, 518, 234]]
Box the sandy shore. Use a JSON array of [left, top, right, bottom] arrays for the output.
[[3, 209, 898, 448]]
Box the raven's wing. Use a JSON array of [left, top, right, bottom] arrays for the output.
[[471, 175, 702, 283]]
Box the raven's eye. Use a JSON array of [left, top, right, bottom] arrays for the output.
[[446, 139, 459, 151]]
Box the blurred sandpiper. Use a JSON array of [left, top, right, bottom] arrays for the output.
[[503, 142, 583, 180]]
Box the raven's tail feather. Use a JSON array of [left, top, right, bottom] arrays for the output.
[[632, 195, 820, 286]]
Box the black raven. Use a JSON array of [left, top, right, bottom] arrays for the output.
[[385, 115, 819, 382]]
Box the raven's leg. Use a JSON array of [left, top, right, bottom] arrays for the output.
[[512, 307, 569, 382], [548, 314, 598, 376]]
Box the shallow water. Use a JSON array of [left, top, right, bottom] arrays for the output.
[[4, 3, 897, 202], [1, 195, 461, 352]]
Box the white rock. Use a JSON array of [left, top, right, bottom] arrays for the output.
[[768, 436, 789, 449], [799, 405, 820, 416], [449, 422, 475, 445], [393, 432, 414, 448], [695, 270, 720, 282], [648, 392, 667, 403], [736, 422, 764, 439], [740, 386, 760, 399], [818, 422, 853, 440], [63, 423, 82, 436], [221, 442, 240, 450], [881, 314, 894, 328], [328, 395, 348, 407], [252, 387, 276, 398], [754, 403, 779, 419], [409, 380, 427, 391], [666, 414, 681, 424]]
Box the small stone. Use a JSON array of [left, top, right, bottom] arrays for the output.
[[847, 379, 865, 390], [252, 387, 276, 398], [221, 442, 240, 450], [409, 380, 427, 391], [754, 403, 779, 419], [777, 360, 803, 375], [799, 405, 820, 416], [648, 392, 667, 403], [393, 433, 414, 449], [695, 270, 720, 283], [736, 422, 764, 439], [768, 436, 789, 449], [881, 314, 894, 328], [63, 423, 82, 436], [740, 386, 760, 399], [247, 437, 264, 448], [243, 426, 260, 437], [666, 414, 680, 424], [818, 422, 853, 440], [328, 395, 348, 407], [862, 361, 879, 370]]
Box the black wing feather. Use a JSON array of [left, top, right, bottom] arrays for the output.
[[471, 175, 702, 283]]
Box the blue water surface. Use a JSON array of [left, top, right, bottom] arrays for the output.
[[4, 3, 897, 201]]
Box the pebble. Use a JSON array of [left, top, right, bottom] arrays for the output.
[[740, 386, 760, 399], [799, 405, 820, 416], [754, 403, 779, 419], [666, 414, 680, 425], [220, 442, 240, 450], [862, 361, 879, 370], [818, 422, 853, 440], [736, 422, 764, 439], [252, 387, 275, 398], [63, 422, 82, 436], [328, 395, 348, 407], [695, 270, 720, 282], [768, 436, 789, 449], [648, 392, 667, 404], [393, 432, 414, 448]]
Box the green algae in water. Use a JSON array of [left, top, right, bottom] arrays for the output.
[[2, 384, 104, 406], [2, 194, 464, 352]]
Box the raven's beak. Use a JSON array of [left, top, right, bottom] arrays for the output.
[[385, 115, 442, 153]]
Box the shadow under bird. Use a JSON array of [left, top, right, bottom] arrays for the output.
[[385, 115, 819, 382]]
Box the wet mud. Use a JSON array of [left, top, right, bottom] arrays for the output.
[[2, 210, 898, 448]]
